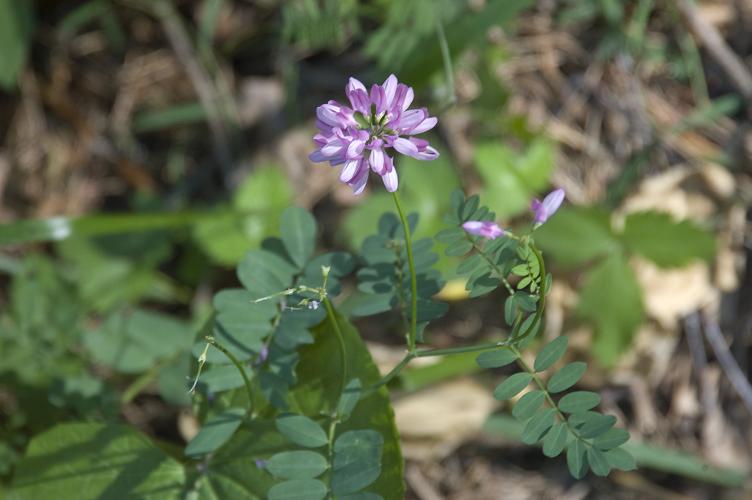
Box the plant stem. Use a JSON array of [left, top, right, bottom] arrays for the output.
[[323, 297, 348, 400], [512, 244, 547, 342], [206, 337, 254, 410], [415, 341, 503, 358], [391, 191, 418, 354], [469, 237, 515, 295]]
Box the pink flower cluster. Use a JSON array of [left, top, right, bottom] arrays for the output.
[[309, 75, 439, 194], [462, 188, 566, 239]]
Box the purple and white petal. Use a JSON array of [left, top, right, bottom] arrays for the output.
[[462, 221, 504, 239], [382, 74, 398, 109], [346, 77, 366, 94], [370, 84, 386, 114], [408, 116, 438, 135], [392, 137, 419, 157], [369, 147, 386, 175], [382, 166, 399, 192], [340, 159, 360, 182]]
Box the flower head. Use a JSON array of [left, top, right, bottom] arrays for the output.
[[531, 188, 565, 225], [462, 221, 505, 239], [309, 74, 439, 194]]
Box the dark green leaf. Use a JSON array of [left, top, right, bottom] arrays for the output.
[[593, 428, 630, 450], [493, 373, 532, 400], [199, 364, 254, 393], [11, 423, 185, 499], [521, 408, 556, 444], [267, 451, 328, 479], [533, 336, 568, 372], [512, 390, 545, 420], [267, 479, 328, 500], [558, 391, 601, 413], [276, 414, 328, 448], [461, 195, 480, 221], [566, 439, 589, 479], [0, 0, 34, 90], [605, 447, 637, 471], [542, 422, 569, 457], [337, 378, 362, 421], [456, 253, 484, 275], [445, 240, 473, 257], [587, 446, 611, 476], [622, 211, 715, 267], [332, 430, 383, 495], [185, 408, 245, 457], [578, 413, 617, 439], [280, 207, 317, 269], [547, 362, 587, 393], [435, 228, 464, 244], [237, 249, 296, 297]]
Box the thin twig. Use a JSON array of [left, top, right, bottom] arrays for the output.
[[676, 0, 752, 117], [150, 0, 234, 181], [702, 314, 752, 416]]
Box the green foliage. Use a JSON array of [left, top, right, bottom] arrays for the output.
[[536, 207, 713, 365], [10, 423, 186, 499], [193, 165, 293, 265], [578, 254, 644, 366], [474, 138, 555, 219], [185, 407, 246, 457], [494, 373, 532, 400], [533, 336, 568, 372], [352, 211, 447, 341], [476, 348, 518, 369], [621, 211, 715, 267], [331, 430, 383, 495], [267, 451, 329, 479], [276, 415, 328, 449], [0, 0, 34, 90], [282, 0, 358, 52]]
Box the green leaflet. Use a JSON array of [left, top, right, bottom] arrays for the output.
[[11, 423, 185, 500]]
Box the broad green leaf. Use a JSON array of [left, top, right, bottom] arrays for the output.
[[445, 240, 473, 257], [566, 439, 589, 479], [0, 0, 34, 90], [476, 348, 518, 369], [280, 207, 317, 269], [577, 254, 644, 366], [275, 414, 328, 449], [84, 309, 192, 373], [198, 364, 254, 393], [267, 479, 327, 500], [533, 336, 568, 372], [542, 422, 569, 457], [11, 423, 185, 499], [605, 448, 637, 471], [547, 362, 587, 393], [587, 446, 611, 476], [493, 373, 532, 400], [558, 391, 601, 413], [185, 408, 245, 457], [512, 390, 545, 420], [521, 408, 556, 444], [475, 139, 554, 218], [237, 249, 297, 297], [292, 311, 404, 497], [332, 430, 383, 495], [534, 207, 621, 267], [190, 420, 288, 498], [593, 428, 630, 450], [267, 451, 328, 479], [621, 211, 715, 267], [193, 165, 292, 265]]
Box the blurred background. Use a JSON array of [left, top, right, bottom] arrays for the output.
[[1, 0, 751, 498]]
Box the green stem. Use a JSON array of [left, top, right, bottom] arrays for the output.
[[415, 341, 503, 358], [206, 337, 254, 410], [469, 237, 515, 295], [323, 297, 348, 400], [391, 191, 418, 354]]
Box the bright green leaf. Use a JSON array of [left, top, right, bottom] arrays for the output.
[[622, 211, 715, 267], [280, 207, 317, 269], [11, 423, 185, 499]]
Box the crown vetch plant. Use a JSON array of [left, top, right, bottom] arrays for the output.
[[10, 75, 633, 500]]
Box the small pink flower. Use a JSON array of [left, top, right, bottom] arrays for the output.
[[462, 221, 505, 239], [531, 188, 565, 225], [309, 74, 439, 194]]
